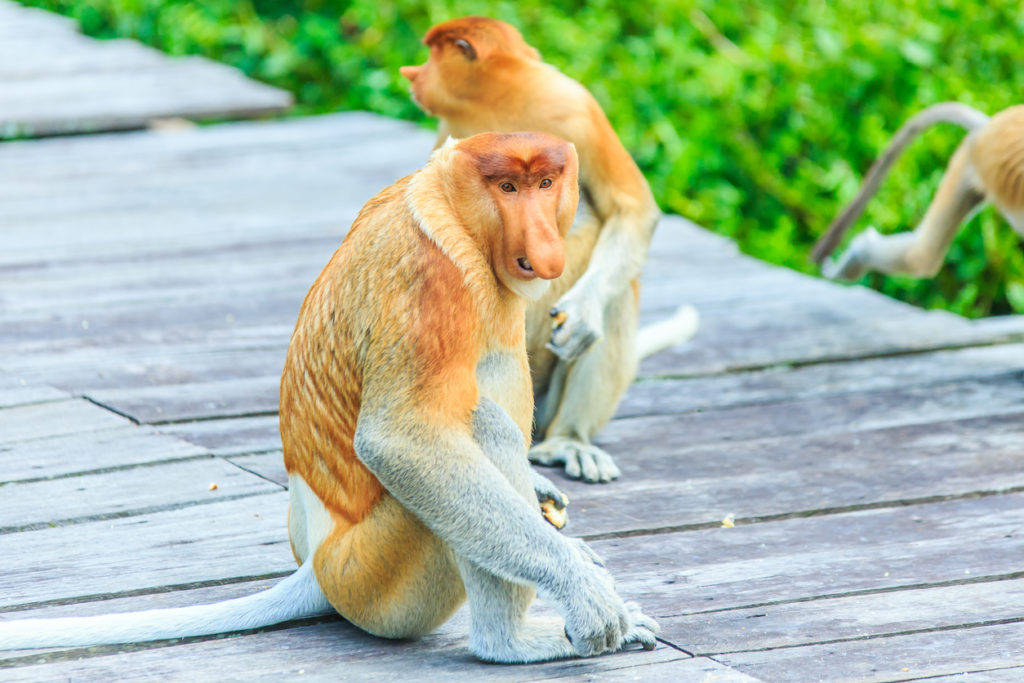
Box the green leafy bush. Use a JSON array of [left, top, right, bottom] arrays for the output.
[[20, 0, 1024, 317]]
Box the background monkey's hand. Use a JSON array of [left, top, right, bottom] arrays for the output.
[[531, 468, 570, 529], [547, 293, 604, 362]]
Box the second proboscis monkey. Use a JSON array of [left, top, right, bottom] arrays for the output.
[[0, 132, 659, 663], [400, 17, 699, 483], [812, 102, 1024, 280]]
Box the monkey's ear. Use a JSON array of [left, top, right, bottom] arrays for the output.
[[453, 38, 477, 61]]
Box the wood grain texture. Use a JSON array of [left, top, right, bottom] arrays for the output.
[[2, 68, 1024, 678]]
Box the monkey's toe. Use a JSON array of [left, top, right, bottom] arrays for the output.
[[529, 437, 621, 483]]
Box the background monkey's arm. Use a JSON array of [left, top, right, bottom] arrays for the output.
[[547, 122, 660, 361]]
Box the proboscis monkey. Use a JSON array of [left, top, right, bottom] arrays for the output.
[[0, 132, 659, 662], [400, 17, 699, 484], [812, 102, 1024, 280]]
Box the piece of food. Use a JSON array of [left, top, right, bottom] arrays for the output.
[[540, 499, 568, 529]]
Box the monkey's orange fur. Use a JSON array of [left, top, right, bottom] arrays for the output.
[[279, 132, 578, 637], [973, 106, 1024, 210]]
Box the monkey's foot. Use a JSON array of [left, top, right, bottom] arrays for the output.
[[530, 468, 570, 529], [820, 227, 877, 280], [530, 437, 621, 483]]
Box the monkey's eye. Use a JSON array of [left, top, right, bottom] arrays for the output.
[[500, 182, 517, 193], [454, 39, 477, 61], [539, 178, 553, 189]]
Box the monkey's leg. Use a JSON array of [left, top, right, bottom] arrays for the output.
[[824, 141, 986, 280], [530, 284, 638, 483], [311, 495, 466, 640], [463, 400, 655, 662]]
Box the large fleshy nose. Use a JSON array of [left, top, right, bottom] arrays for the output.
[[523, 221, 565, 280], [399, 65, 421, 81]]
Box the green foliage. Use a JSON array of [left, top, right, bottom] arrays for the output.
[[20, 0, 1024, 317]]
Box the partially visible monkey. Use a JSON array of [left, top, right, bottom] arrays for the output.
[[812, 102, 1024, 280], [400, 17, 699, 484], [0, 132, 659, 662]]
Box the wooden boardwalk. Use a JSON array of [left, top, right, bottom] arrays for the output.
[[2, 112, 1024, 682], [4, 6, 1024, 682], [0, 0, 291, 138]]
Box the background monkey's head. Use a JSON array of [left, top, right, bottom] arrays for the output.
[[399, 17, 539, 118]]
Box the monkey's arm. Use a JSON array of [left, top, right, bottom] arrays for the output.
[[354, 385, 649, 655], [822, 139, 986, 280]]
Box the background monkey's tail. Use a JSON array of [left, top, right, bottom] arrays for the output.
[[636, 304, 700, 362], [0, 560, 333, 650], [810, 102, 991, 264]]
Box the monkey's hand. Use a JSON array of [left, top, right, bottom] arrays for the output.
[[821, 227, 878, 281], [547, 292, 604, 362], [531, 468, 570, 529], [530, 437, 621, 483], [557, 562, 660, 656]]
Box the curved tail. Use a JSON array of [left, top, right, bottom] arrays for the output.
[[810, 102, 990, 264], [636, 304, 700, 362], [0, 561, 333, 651]]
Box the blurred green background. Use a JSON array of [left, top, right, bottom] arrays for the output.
[[20, 0, 1024, 317]]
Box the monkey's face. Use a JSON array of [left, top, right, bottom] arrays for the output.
[[454, 133, 579, 300]]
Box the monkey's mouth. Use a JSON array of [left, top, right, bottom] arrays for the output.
[[516, 257, 535, 277]]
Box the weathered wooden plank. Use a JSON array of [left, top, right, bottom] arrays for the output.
[[0, 493, 292, 608], [0, 0, 291, 138], [593, 491, 1024, 614], [1, 425, 207, 483], [625, 343, 1024, 416], [0, 618, 687, 681], [0, 374, 67, 409], [715, 621, 1024, 682], [1, 456, 280, 530], [611, 375, 1024, 450], [560, 412, 1024, 537], [163, 415, 281, 458], [0, 399, 128, 446], [928, 668, 1024, 682], [641, 302, 1024, 376], [228, 452, 286, 488], [88, 376, 280, 424], [660, 579, 1024, 655]]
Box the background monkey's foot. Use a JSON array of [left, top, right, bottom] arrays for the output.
[[820, 227, 878, 280], [530, 437, 621, 483]]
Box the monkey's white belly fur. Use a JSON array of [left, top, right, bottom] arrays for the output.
[[288, 473, 334, 564]]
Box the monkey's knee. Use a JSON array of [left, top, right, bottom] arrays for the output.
[[313, 498, 465, 639]]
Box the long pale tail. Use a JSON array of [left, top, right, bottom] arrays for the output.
[[810, 102, 991, 263], [0, 561, 333, 650], [636, 304, 699, 361]]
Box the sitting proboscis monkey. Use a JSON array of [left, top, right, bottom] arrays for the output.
[[0, 132, 659, 663], [400, 17, 700, 484], [812, 102, 1024, 279]]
